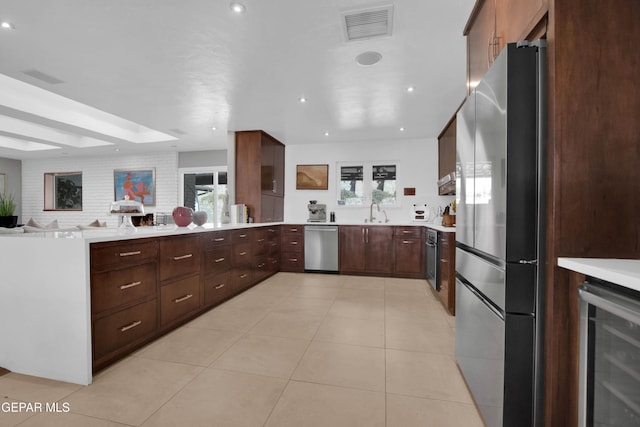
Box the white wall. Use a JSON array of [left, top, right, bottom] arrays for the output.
[[21, 152, 179, 228], [284, 138, 454, 223]]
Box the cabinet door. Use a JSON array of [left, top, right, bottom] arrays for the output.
[[496, 0, 545, 45], [339, 226, 366, 272], [272, 141, 285, 197], [365, 226, 394, 274], [261, 136, 275, 194], [261, 194, 275, 223], [394, 238, 424, 277], [466, 0, 496, 92]]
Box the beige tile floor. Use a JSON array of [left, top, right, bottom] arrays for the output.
[[0, 273, 484, 427]]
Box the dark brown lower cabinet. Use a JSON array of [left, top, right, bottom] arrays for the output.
[[339, 226, 394, 275], [393, 227, 425, 278], [437, 231, 456, 315], [93, 299, 157, 363], [160, 275, 200, 327]]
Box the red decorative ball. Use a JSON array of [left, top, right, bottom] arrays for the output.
[[172, 206, 193, 227]]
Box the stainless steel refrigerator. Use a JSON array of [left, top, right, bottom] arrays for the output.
[[455, 40, 546, 427]]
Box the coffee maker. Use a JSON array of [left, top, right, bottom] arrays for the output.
[[307, 200, 327, 222]]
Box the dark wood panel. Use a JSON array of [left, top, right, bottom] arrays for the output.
[[235, 131, 262, 222], [339, 226, 366, 273], [203, 271, 233, 307], [230, 266, 253, 292], [200, 230, 231, 250], [496, 0, 546, 45], [203, 245, 232, 275], [393, 238, 424, 278], [231, 228, 253, 243], [232, 242, 253, 266], [159, 235, 201, 282], [280, 252, 304, 272], [438, 232, 456, 315], [465, 0, 496, 92], [93, 299, 157, 360], [394, 226, 423, 239], [160, 275, 200, 326], [366, 226, 394, 274], [91, 239, 158, 271], [91, 262, 157, 314]]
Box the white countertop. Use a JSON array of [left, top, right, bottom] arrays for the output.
[[558, 258, 640, 292], [0, 221, 454, 242]]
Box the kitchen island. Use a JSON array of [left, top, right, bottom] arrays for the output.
[[0, 223, 277, 385]]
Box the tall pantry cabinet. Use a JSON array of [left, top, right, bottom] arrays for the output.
[[235, 130, 285, 223], [462, 1, 640, 426]]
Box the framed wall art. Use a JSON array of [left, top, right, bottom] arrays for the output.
[[296, 164, 329, 190], [114, 168, 156, 206], [44, 172, 83, 211]]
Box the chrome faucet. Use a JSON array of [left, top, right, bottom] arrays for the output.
[[369, 201, 379, 223]]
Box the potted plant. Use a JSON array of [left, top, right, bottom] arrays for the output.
[[0, 192, 18, 228]]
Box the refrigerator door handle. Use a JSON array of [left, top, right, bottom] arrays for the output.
[[518, 259, 538, 265], [458, 276, 504, 320]]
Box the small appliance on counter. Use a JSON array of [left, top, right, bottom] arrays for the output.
[[307, 200, 327, 222], [412, 203, 430, 222]]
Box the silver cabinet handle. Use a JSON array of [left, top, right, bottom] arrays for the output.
[[402, 230, 412, 234], [215, 283, 226, 290], [119, 250, 141, 257], [258, 263, 265, 268], [215, 257, 225, 263], [272, 180, 277, 193], [240, 274, 248, 279], [258, 238, 265, 242], [402, 240, 414, 244], [239, 251, 247, 256], [173, 254, 193, 261], [120, 320, 142, 332], [290, 241, 298, 245], [239, 234, 247, 238], [289, 228, 298, 232], [120, 281, 141, 290], [214, 237, 225, 242], [289, 258, 298, 262], [174, 294, 193, 303]]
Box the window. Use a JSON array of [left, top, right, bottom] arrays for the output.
[[338, 162, 398, 206], [44, 172, 82, 211], [179, 167, 228, 224]]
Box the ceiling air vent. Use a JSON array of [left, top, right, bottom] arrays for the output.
[[341, 4, 394, 42]]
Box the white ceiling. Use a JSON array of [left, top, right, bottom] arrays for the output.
[[0, 0, 474, 160]]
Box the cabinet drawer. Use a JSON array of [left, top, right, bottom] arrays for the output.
[[159, 236, 201, 281], [282, 225, 303, 234], [92, 262, 157, 314], [231, 267, 253, 291], [91, 240, 158, 270], [204, 271, 233, 306], [204, 245, 232, 274], [201, 230, 231, 250], [231, 229, 253, 243], [281, 252, 304, 272], [282, 234, 303, 251], [160, 275, 200, 326], [93, 299, 157, 360], [394, 227, 423, 239], [232, 242, 253, 266]]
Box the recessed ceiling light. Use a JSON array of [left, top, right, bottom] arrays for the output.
[[114, 148, 120, 152], [400, 127, 405, 132], [1, 21, 15, 30], [355, 51, 382, 66], [324, 132, 329, 137], [211, 126, 217, 131], [299, 97, 307, 103], [406, 86, 415, 93], [230, 2, 246, 13]]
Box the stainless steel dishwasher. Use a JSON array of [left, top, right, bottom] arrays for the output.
[[304, 225, 339, 272]]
